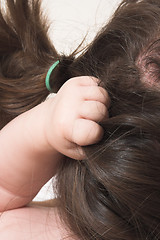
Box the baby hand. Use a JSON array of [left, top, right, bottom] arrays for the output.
[[46, 76, 109, 160]]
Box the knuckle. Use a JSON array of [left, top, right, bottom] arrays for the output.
[[91, 123, 104, 143], [95, 102, 108, 116], [98, 87, 110, 106], [100, 105, 108, 119]]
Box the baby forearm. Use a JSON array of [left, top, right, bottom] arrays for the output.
[[0, 99, 63, 211], [0, 76, 109, 211]]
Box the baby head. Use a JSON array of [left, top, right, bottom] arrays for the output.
[[56, 1, 160, 239], [0, 0, 160, 239]]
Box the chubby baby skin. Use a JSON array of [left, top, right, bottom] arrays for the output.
[[0, 76, 109, 239]]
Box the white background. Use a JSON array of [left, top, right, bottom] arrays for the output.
[[42, 0, 121, 54], [34, 0, 121, 201]]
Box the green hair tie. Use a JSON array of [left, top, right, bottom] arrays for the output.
[[45, 60, 60, 91]]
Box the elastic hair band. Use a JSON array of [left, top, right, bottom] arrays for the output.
[[45, 60, 60, 91]]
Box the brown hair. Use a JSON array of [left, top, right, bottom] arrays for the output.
[[0, 0, 160, 239]]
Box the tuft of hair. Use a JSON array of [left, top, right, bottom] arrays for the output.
[[0, 0, 60, 128]]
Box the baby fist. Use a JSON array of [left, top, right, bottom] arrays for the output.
[[46, 76, 110, 160]]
